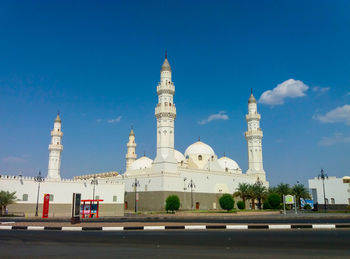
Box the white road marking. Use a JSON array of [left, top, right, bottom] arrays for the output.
[[226, 225, 248, 229], [102, 226, 124, 231]]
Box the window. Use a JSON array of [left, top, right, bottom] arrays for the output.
[[331, 198, 335, 205], [49, 195, 54, 202], [181, 161, 184, 166], [225, 167, 228, 172], [95, 195, 100, 200], [198, 155, 202, 161], [113, 196, 117, 202], [22, 194, 28, 201], [325, 198, 328, 204], [145, 185, 148, 191]]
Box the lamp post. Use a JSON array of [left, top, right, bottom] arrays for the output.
[[34, 171, 44, 217], [91, 176, 98, 201], [188, 179, 196, 210], [132, 178, 140, 213], [318, 169, 328, 212]]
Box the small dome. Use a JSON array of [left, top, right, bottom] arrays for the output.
[[130, 156, 153, 170], [174, 150, 185, 163], [185, 141, 215, 157], [248, 93, 256, 104], [217, 156, 240, 171], [161, 58, 172, 72], [55, 114, 61, 123]]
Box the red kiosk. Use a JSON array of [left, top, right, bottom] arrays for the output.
[[81, 199, 104, 218]]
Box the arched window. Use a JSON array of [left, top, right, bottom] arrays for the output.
[[225, 168, 228, 172], [211, 155, 214, 161], [325, 198, 329, 204], [181, 161, 184, 166], [331, 198, 335, 204], [198, 155, 202, 161], [22, 194, 28, 201]]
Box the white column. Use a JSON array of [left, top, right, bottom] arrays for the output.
[[245, 92, 266, 181], [47, 114, 63, 180], [152, 54, 177, 172], [126, 128, 137, 170]]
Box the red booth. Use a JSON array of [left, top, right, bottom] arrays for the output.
[[81, 199, 104, 218]]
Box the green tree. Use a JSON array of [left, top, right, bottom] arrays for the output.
[[0, 191, 17, 215], [291, 184, 310, 209], [267, 193, 281, 209], [276, 183, 291, 199], [165, 195, 180, 213], [237, 200, 245, 210], [219, 194, 234, 212], [233, 183, 251, 205], [249, 182, 268, 210]]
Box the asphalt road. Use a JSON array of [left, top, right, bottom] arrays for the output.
[[1, 229, 350, 258]]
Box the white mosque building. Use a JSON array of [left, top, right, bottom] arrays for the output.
[[0, 54, 268, 215], [119, 54, 268, 210]]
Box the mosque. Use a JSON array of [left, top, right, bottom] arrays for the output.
[[119, 54, 268, 210], [0, 54, 268, 215]]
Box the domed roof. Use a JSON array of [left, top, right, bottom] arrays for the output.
[[184, 141, 215, 157], [248, 93, 256, 104], [130, 156, 153, 170], [161, 57, 171, 72], [217, 156, 240, 171], [55, 113, 61, 123], [174, 150, 185, 163]]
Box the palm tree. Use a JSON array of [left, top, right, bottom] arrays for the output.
[[291, 184, 310, 208], [0, 191, 17, 216], [247, 185, 257, 210], [234, 183, 251, 205], [251, 182, 268, 210], [276, 183, 291, 200]]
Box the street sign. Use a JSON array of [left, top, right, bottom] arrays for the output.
[[285, 195, 294, 204]]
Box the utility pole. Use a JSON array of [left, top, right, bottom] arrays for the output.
[[91, 176, 98, 201], [132, 178, 140, 213], [318, 169, 328, 212], [188, 179, 196, 210], [34, 171, 44, 217]]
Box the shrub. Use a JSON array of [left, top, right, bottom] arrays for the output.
[[165, 195, 180, 213], [219, 194, 234, 212], [303, 204, 312, 210], [267, 193, 281, 209], [237, 200, 245, 210], [263, 200, 272, 209]]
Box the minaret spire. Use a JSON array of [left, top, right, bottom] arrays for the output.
[[245, 91, 266, 181], [47, 113, 64, 180], [126, 127, 137, 170], [153, 54, 177, 172]]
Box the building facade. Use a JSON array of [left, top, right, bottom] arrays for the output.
[[309, 176, 350, 210], [118, 54, 269, 211]]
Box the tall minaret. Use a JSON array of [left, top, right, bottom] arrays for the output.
[[245, 90, 266, 181], [125, 127, 137, 170], [152, 53, 177, 172], [47, 113, 63, 180]]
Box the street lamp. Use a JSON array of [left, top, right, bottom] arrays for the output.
[[188, 179, 196, 210], [318, 169, 328, 212], [34, 171, 45, 217], [132, 178, 140, 213], [91, 176, 98, 201]]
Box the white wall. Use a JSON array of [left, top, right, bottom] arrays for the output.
[[0, 175, 124, 205], [308, 176, 350, 205]]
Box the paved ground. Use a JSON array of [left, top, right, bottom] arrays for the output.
[[1, 229, 349, 258]]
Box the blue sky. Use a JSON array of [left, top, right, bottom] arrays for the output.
[[0, 0, 349, 186]]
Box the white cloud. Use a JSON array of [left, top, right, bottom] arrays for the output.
[[107, 116, 122, 123], [259, 79, 309, 105], [198, 111, 229, 125], [313, 105, 350, 125], [318, 132, 350, 146], [3, 156, 26, 163], [312, 86, 330, 94]]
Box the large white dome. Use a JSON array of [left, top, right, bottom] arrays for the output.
[[130, 156, 153, 170], [174, 150, 186, 163], [217, 156, 240, 171], [185, 141, 215, 157]]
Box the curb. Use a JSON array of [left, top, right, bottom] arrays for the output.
[[0, 224, 349, 231]]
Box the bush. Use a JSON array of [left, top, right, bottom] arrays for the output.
[[267, 193, 281, 209], [237, 200, 245, 210], [303, 204, 312, 210], [165, 195, 180, 213], [263, 200, 272, 209], [219, 194, 234, 212]]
